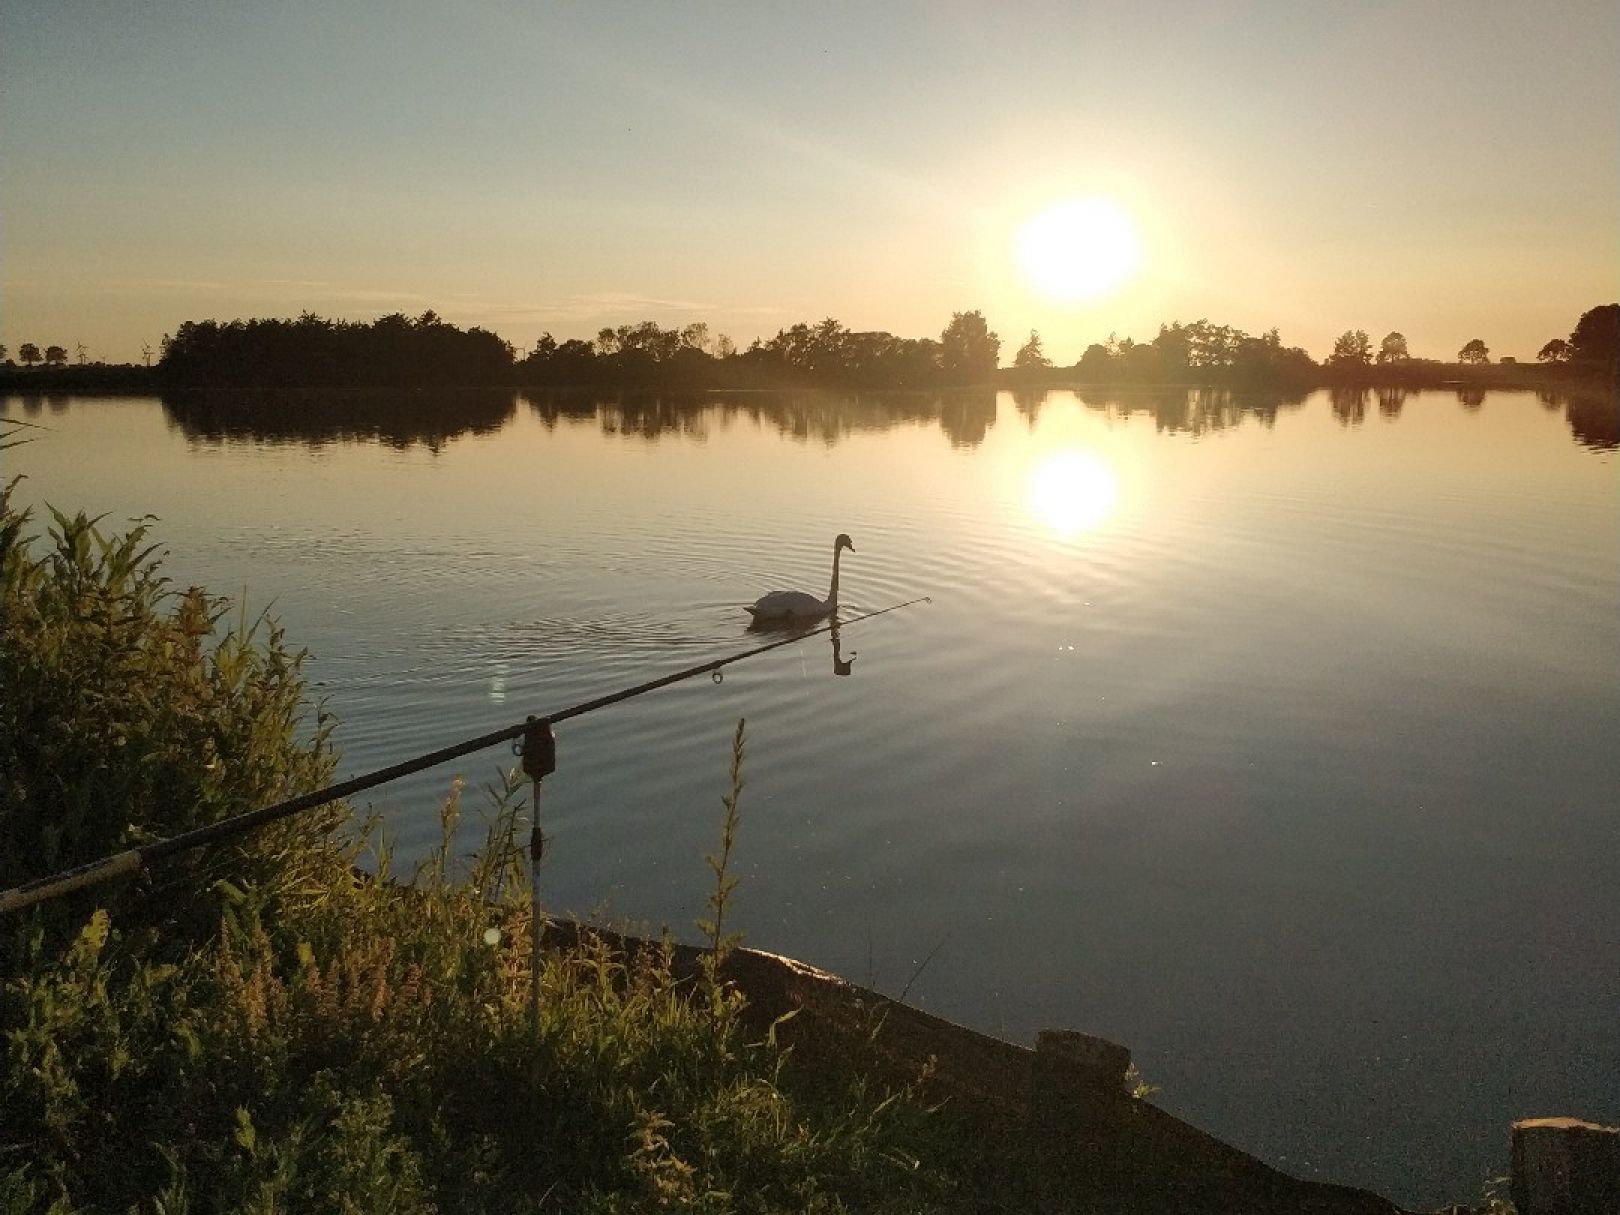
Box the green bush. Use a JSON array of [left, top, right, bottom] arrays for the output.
[[0, 497, 949, 1213], [0, 479, 337, 931]]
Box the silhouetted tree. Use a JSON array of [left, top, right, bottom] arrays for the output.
[[1568, 303, 1619, 376], [938, 311, 1000, 382], [1119, 341, 1162, 381], [0, 345, 7, 362], [679, 322, 711, 354], [1063, 322, 1312, 389], [1457, 339, 1490, 365], [1076, 344, 1112, 380], [1230, 328, 1316, 386], [714, 334, 736, 360], [1328, 330, 1372, 366], [550, 339, 597, 383], [141, 343, 154, 367], [159, 312, 514, 390], [1013, 330, 1051, 369], [1151, 322, 1192, 375], [1377, 332, 1410, 364], [44, 346, 68, 367], [18, 344, 40, 367], [1537, 338, 1571, 363], [1183, 320, 1241, 370]]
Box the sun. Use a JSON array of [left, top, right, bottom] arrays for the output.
[[1027, 449, 1120, 538], [1016, 196, 1144, 304]]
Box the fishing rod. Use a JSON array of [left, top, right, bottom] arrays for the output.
[[0, 596, 931, 914]]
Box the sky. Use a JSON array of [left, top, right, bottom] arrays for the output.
[[2, 0, 1616, 366]]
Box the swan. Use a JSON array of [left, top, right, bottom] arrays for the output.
[[746, 533, 854, 623]]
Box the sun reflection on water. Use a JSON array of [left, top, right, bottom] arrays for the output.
[[1027, 448, 1120, 538]]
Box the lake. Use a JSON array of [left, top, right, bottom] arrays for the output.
[[4, 385, 1616, 1207]]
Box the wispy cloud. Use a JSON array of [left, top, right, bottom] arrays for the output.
[[322, 288, 438, 306], [480, 292, 716, 324], [99, 278, 232, 292]]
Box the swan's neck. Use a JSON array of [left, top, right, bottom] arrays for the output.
[[827, 543, 843, 607]]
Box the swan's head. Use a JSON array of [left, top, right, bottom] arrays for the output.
[[835, 533, 855, 553]]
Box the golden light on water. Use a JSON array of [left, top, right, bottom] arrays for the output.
[[1015, 196, 1144, 304], [1027, 448, 1120, 537]]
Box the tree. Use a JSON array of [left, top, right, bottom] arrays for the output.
[[1457, 339, 1490, 365], [1328, 330, 1372, 366], [1568, 303, 1619, 373], [1537, 338, 1571, 363], [1013, 330, 1051, 370], [938, 310, 1000, 382], [714, 334, 736, 360], [807, 317, 848, 376], [1152, 321, 1192, 372], [141, 342, 154, 367], [44, 345, 68, 367], [0, 345, 7, 362], [19, 343, 40, 367], [1076, 343, 1113, 380], [1376, 332, 1410, 364], [1183, 319, 1239, 370], [679, 322, 711, 354]]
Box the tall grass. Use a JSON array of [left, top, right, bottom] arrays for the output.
[[699, 718, 748, 967]]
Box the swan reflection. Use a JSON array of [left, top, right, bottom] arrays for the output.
[[1027, 448, 1119, 538], [830, 621, 854, 677], [744, 615, 856, 677]]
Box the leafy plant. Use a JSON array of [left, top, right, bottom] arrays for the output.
[[0, 479, 337, 943], [698, 717, 748, 966], [0, 510, 952, 1213]]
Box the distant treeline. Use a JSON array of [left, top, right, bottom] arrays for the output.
[[143, 310, 1003, 392], [1017, 305, 1618, 390], [1025, 321, 1319, 389], [0, 363, 157, 393], [156, 312, 512, 390], [3, 303, 1615, 394]]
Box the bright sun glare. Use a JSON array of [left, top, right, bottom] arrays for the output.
[[1027, 449, 1120, 538], [1016, 196, 1144, 304]]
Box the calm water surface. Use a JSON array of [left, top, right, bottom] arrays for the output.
[[6, 387, 1617, 1206]]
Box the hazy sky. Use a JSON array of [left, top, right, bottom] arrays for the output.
[[3, 0, 1616, 365]]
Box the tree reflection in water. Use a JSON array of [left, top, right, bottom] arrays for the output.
[[1560, 391, 1619, 451], [151, 385, 1615, 453], [1331, 386, 1369, 426], [162, 390, 516, 451], [1076, 385, 1308, 436]]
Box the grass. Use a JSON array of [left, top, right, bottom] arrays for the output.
[[0, 483, 966, 1213]]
